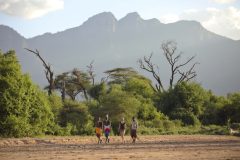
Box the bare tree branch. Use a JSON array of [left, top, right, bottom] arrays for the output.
[[138, 41, 198, 92], [175, 56, 195, 71], [138, 53, 165, 93], [177, 62, 199, 83], [25, 48, 54, 96], [87, 60, 95, 86], [162, 41, 198, 88]]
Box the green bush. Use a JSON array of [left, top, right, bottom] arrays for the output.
[[48, 93, 63, 118], [199, 125, 229, 135], [86, 99, 100, 121], [0, 50, 54, 137], [59, 100, 94, 135], [162, 120, 177, 131], [138, 126, 161, 135], [200, 94, 228, 125], [97, 84, 141, 133], [157, 82, 210, 127], [88, 82, 107, 101], [170, 108, 201, 126]]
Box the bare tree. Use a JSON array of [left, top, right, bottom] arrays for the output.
[[87, 61, 95, 86], [25, 48, 54, 96], [161, 41, 198, 88], [138, 54, 164, 93], [138, 41, 198, 93]]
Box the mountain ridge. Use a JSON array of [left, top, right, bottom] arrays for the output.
[[25, 12, 208, 39]]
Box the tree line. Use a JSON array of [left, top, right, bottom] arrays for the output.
[[0, 41, 240, 137]]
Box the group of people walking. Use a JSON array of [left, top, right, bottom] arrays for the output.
[[95, 114, 138, 144]]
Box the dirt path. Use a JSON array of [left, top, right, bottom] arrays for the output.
[[0, 135, 239, 160]]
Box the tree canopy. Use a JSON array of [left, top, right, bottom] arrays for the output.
[[0, 50, 54, 137]]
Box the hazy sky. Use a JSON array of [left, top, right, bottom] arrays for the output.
[[0, 0, 240, 40]]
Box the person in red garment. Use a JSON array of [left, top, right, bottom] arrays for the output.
[[103, 114, 111, 143], [95, 117, 103, 144]]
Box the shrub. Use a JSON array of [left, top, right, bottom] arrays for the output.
[[170, 108, 201, 126], [0, 50, 54, 137], [199, 125, 229, 135], [59, 100, 94, 135]]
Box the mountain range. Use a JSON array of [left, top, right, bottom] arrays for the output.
[[0, 12, 240, 95]]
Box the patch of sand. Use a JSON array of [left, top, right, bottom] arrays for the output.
[[0, 135, 239, 160]]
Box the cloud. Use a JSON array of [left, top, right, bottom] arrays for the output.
[[179, 7, 240, 40], [211, 0, 236, 4], [159, 13, 180, 23], [0, 0, 64, 19]]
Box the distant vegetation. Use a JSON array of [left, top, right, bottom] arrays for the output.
[[0, 48, 240, 137]]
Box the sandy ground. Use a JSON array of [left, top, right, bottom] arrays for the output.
[[0, 135, 240, 160]]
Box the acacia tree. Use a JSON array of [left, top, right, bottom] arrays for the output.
[[55, 69, 91, 101], [72, 68, 91, 101], [104, 67, 148, 84], [25, 48, 54, 96], [54, 72, 68, 101], [138, 41, 198, 93]]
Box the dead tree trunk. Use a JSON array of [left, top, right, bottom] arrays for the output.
[[138, 41, 198, 92], [25, 48, 54, 96], [161, 41, 198, 89], [87, 61, 95, 86], [138, 53, 165, 93]]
